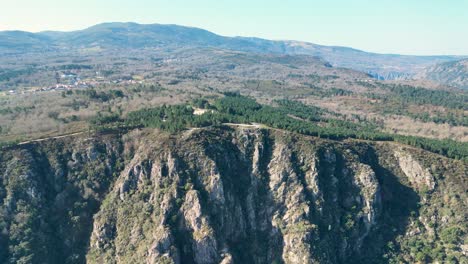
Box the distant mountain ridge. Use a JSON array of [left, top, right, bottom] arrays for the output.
[[0, 22, 465, 79], [415, 59, 468, 89]]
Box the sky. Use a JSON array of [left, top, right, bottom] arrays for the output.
[[1, 0, 467, 55]]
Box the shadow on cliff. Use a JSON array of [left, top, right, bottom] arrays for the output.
[[14, 141, 124, 264], [199, 128, 285, 264], [309, 144, 421, 264], [353, 146, 421, 264]]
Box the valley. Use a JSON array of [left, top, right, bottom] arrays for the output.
[[0, 21, 466, 264]]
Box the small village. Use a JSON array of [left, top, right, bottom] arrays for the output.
[[2, 71, 145, 96]]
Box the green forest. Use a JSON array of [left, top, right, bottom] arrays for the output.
[[91, 93, 468, 161]]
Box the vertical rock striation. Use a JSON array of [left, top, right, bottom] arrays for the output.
[[0, 127, 465, 263]]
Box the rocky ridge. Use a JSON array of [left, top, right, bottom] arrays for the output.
[[0, 126, 466, 263]]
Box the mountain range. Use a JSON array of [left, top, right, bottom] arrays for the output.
[[0, 22, 466, 83]]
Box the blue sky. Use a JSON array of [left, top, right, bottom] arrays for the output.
[[1, 0, 467, 55]]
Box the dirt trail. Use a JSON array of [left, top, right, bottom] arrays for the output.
[[223, 123, 264, 128], [18, 131, 87, 145]]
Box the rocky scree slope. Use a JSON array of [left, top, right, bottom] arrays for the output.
[[0, 127, 466, 264]]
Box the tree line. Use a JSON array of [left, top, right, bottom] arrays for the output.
[[90, 93, 467, 160]]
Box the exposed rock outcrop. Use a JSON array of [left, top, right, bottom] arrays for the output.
[[0, 127, 466, 264], [394, 150, 435, 191]]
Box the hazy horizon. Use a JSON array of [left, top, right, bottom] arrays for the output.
[[1, 0, 467, 56]]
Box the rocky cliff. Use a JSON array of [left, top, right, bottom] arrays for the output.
[[0, 126, 466, 263]]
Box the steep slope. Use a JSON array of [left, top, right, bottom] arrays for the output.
[[0, 126, 466, 263], [275, 41, 459, 79], [0, 135, 124, 263], [0, 22, 462, 79], [416, 59, 468, 89], [0, 31, 55, 53]]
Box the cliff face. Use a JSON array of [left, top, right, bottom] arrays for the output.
[[0, 135, 124, 264], [0, 127, 466, 264]]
